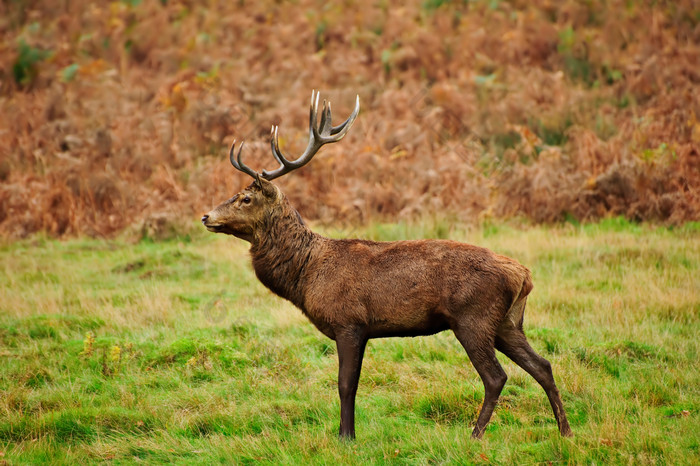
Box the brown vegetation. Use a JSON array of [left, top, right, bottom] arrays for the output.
[[1, 0, 699, 238]]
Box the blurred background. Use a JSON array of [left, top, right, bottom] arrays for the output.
[[1, 0, 698, 239]]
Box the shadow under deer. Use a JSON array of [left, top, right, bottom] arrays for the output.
[[202, 91, 572, 440]]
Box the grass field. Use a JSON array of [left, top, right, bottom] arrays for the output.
[[1, 219, 698, 464]]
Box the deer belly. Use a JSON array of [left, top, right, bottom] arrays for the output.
[[367, 311, 450, 338]]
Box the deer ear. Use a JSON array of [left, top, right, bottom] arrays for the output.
[[254, 173, 263, 189], [255, 174, 278, 199]]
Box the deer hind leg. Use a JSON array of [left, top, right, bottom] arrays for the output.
[[452, 326, 507, 439], [495, 324, 573, 437]]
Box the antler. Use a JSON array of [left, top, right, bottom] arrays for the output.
[[229, 90, 360, 181]]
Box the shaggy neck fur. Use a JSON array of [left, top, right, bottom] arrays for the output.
[[249, 195, 321, 309]]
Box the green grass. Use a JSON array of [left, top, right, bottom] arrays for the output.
[[1, 220, 698, 464]]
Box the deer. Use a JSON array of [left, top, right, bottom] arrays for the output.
[[201, 91, 573, 440]]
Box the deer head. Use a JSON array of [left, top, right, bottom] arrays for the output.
[[201, 91, 360, 242]]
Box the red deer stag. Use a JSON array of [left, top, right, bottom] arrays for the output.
[[202, 91, 572, 440]]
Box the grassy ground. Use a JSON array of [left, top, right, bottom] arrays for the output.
[[0, 219, 698, 464]]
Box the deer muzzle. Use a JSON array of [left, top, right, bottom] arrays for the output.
[[201, 213, 223, 232]]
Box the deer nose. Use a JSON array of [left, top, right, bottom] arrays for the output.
[[201, 214, 209, 224]]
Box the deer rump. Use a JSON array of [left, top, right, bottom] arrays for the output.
[[296, 239, 532, 341]]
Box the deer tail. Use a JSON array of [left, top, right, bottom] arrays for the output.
[[505, 267, 533, 329]]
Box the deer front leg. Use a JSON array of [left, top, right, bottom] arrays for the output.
[[335, 328, 368, 439]]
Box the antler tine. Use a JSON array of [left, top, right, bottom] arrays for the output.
[[318, 99, 332, 136], [308, 89, 320, 139], [269, 125, 295, 170], [329, 94, 360, 137], [229, 140, 258, 179]]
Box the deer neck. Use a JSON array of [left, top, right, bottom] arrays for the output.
[[249, 204, 320, 308]]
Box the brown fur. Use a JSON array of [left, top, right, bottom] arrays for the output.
[[202, 177, 572, 439]]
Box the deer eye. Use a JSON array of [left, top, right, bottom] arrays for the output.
[[242, 196, 251, 204]]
